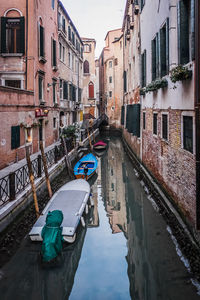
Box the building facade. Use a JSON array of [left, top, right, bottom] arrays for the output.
[[0, 0, 84, 170], [82, 37, 98, 119], [99, 29, 123, 127]]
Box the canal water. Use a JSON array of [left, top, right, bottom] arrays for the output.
[[0, 136, 199, 300]]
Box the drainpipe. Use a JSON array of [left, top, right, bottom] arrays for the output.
[[25, 0, 28, 90], [195, 0, 200, 230]]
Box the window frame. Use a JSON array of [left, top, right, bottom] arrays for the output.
[[181, 112, 194, 154], [161, 113, 168, 141], [153, 113, 158, 135]]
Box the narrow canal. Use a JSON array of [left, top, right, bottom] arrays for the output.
[[0, 136, 199, 300]]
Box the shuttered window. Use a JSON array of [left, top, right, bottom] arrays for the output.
[[153, 113, 158, 135], [39, 24, 45, 58], [162, 114, 168, 140], [1, 17, 25, 54], [68, 26, 71, 41], [78, 88, 82, 101], [177, 0, 189, 65], [84, 60, 89, 74], [52, 38, 57, 67], [121, 105, 125, 125], [89, 82, 94, 99], [160, 23, 167, 77], [183, 116, 193, 153], [141, 50, 146, 87], [143, 112, 146, 130], [11, 126, 20, 150], [123, 71, 127, 92], [63, 81, 68, 100], [126, 104, 141, 137], [152, 38, 156, 81]]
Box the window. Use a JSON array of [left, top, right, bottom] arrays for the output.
[[71, 32, 75, 45], [153, 113, 158, 135], [162, 114, 168, 140], [177, 0, 190, 65], [151, 37, 157, 81], [141, 50, 146, 87], [11, 126, 20, 149], [68, 26, 71, 41], [52, 38, 57, 67], [183, 116, 193, 153], [52, 81, 57, 104], [84, 44, 91, 52], [88, 82, 94, 99], [59, 42, 62, 60], [53, 118, 56, 129], [60, 79, 63, 99], [39, 23, 45, 58], [68, 51, 71, 67], [5, 80, 21, 88], [58, 12, 61, 30], [52, 0, 55, 9], [84, 60, 89, 74], [63, 81, 68, 100], [143, 112, 146, 130], [25, 128, 32, 143], [78, 88, 82, 101], [109, 61, 112, 68], [109, 91, 112, 98], [1, 17, 25, 54], [38, 76, 44, 102], [62, 16, 65, 33], [160, 20, 169, 77], [109, 76, 112, 83], [123, 71, 127, 93], [59, 43, 65, 62], [114, 58, 118, 65]]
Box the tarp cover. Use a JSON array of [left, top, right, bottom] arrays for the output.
[[41, 210, 63, 262]]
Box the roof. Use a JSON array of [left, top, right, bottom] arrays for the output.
[[104, 28, 122, 41]]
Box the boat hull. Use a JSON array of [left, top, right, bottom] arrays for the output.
[[74, 153, 98, 180]]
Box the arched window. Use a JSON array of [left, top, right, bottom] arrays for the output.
[[83, 60, 89, 74], [88, 82, 94, 99]]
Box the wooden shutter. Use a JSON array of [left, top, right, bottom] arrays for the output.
[[123, 71, 127, 92], [156, 33, 159, 78], [89, 82, 94, 98], [11, 126, 20, 150], [40, 25, 44, 57], [166, 18, 169, 74], [121, 105, 125, 125], [1, 17, 7, 53], [152, 39, 156, 81], [19, 17, 25, 54], [126, 105, 131, 131], [190, 0, 195, 60], [53, 39, 56, 66], [63, 81, 68, 99], [177, 0, 189, 64], [132, 104, 141, 137], [160, 25, 166, 77]]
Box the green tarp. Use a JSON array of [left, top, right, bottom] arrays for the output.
[[41, 210, 63, 262]]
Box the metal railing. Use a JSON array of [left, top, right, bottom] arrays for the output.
[[0, 116, 106, 208]]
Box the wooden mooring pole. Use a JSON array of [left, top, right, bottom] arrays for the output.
[[25, 146, 39, 219], [39, 141, 52, 198], [61, 136, 74, 179]]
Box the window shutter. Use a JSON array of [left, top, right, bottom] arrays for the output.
[[68, 26, 71, 41], [132, 104, 141, 137], [11, 126, 20, 150], [1, 17, 7, 53], [63, 81, 68, 99], [53, 39, 56, 66], [152, 39, 156, 81], [160, 26, 166, 77], [19, 17, 25, 54], [166, 18, 169, 74], [126, 105, 131, 131], [123, 71, 127, 92], [156, 33, 159, 78], [177, 0, 189, 64], [40, 25, 44, 57], [121, 105, 125, 125], [190, 0, 195, 60]]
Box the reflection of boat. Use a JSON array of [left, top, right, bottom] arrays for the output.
[[74, 153, 98, 180], [93, 140, 107, 150], [29, 179, 91, 243], [93, 148, 107, 158]]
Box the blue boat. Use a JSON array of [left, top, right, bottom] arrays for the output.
[[74, 153, 98, 180]]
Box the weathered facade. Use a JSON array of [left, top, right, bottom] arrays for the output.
[[120, 0, 197, 228], [99, 29, 123, 127], [82, 37, 97, 118], [0, 0, 84, 170]]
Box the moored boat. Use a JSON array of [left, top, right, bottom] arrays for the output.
[[29, 179, 92, 244], [93, 140, 107, 150], [74, 153, 98, 180]]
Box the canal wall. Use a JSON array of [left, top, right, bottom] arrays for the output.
[[0, 129, 99, 233], [119, 127, 200, 246]]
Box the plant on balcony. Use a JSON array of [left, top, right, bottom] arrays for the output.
[[145, 78, 168, 93], [139, 87, 146, 95], [170, 65, 192, 83], [61, 125, 76, 138]]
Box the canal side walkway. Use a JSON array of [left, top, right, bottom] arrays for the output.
[[0, 129, 99, 233]]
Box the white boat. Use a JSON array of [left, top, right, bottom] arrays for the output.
[[29, 179, 92, 243]]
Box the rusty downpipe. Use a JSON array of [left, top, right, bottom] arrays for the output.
[[195, 0, 200, 229]]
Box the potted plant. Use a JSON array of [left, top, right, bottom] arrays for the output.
[[170, 65, 192, 83]]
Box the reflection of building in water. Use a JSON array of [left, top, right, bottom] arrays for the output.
[[88, 157, 100, 228], [101, 139, 127, 234]]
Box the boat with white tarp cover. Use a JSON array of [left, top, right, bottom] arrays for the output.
[[29, 179, 92, 243]]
